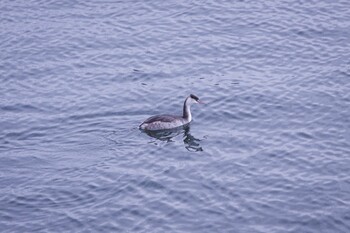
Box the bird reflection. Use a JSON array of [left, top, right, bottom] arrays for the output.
[[182, 126, 203, 152], [142, 125, 203, 152]]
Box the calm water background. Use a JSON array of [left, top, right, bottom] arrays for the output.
[[1, 0, 350, 232]]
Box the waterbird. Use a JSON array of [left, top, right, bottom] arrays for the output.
[[139, 94, 202, 131]]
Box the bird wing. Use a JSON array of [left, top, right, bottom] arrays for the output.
[[143, 115, 178, 123]]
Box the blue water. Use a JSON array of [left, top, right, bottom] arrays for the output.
[[1, 0, 350, 232]]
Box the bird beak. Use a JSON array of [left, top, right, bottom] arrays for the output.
[[197, 100, 205, 104]]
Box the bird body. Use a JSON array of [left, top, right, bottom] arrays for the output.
[[139, 94, 201, 131]]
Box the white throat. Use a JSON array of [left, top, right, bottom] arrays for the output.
[[183, 97, 193, 122], [185, 104, 192, 122]]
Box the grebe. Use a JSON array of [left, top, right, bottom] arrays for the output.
[[139, 94, 202, 131]]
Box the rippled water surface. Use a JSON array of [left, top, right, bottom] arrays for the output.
[[1, 0, 350, 232]]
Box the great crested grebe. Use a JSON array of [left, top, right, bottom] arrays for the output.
[[139, 94, 202, 131]]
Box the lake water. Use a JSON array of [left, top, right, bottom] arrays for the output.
[[1, 0, 350, 232]]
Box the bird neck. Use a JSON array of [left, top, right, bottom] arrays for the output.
[[183, 97, 192, 122]]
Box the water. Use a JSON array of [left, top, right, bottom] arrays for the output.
[[1, 0, 350, 232]]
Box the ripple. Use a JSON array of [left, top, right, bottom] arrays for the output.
[[1, 0, 350, 232]]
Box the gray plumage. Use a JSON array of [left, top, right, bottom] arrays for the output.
[[139, 94, 201, 131]]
